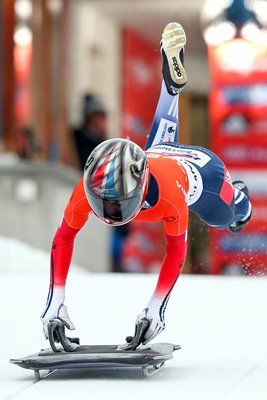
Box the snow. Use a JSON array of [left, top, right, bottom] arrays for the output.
[[1, 237, 267, 400]]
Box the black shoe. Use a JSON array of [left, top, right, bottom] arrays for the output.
[[161, 22, 187, 95], [228, 181, 252, 234]]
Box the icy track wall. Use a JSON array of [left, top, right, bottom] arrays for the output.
[[0, 158, 109, 272]]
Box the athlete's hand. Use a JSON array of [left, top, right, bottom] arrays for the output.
[[125, 308, 165, 350], [41, 304, 79, 352]]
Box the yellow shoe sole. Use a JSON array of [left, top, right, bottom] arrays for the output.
[[161, 22, 187, 87]]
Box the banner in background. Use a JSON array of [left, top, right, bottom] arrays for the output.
[[119, 29, 164, 273], [208, 39, 267, 275], [122, 29, 161, 148]]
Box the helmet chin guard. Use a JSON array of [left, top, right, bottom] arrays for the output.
[[84, 138, 149, 225]]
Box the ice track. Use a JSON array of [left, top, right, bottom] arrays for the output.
[[1, 237, 267, 400]]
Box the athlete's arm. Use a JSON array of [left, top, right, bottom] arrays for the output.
[[41, 218, 80, 323], [149, 199, 189, 309], [126, 228, 187, 349], [41, 179, 91, 342], [126, 199, 188, 349], [147, 229, 187, 313]]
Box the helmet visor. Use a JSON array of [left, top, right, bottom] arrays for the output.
[[88, 188, 144, 225]]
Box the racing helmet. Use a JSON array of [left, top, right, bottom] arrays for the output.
[[84, 138, 149, 225]]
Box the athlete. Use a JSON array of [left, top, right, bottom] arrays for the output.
[[41, 23, 252, 352]]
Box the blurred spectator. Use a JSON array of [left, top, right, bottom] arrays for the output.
[[73, 93, 129, 272], [73, 94, 107, 169], [111, 224, 130, 273], [17, 126, 40, 160]]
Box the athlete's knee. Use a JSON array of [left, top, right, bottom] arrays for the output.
[[190, 193, 235, 228]]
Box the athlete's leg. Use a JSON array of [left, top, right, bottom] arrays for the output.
[[228, 181, 252, 233], [189, 153, 252, 231], [190, 190, 251, 230], [145, 81, 179, 150], [145, 22, 187, 150]]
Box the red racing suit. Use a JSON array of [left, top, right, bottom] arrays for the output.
[[43, 150, 189, 322]]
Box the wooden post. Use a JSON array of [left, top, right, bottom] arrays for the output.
[[30, 0, 52, 159], [51, 1, 76, 166], [30, 0, 74, 165], [179, 91, 190, 145], [0, 0, 16, 152]]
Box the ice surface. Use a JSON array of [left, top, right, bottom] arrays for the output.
[[1, 237, 267, 400]]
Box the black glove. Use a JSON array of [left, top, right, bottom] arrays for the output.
[[124, 308, 165, 350], [41, 304, 79, 352], [47, 320, 80, 352], [124, 318, 149, 350]]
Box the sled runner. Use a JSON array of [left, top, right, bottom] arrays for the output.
[[10, 342, 180, 379]]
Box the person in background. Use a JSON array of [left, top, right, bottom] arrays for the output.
[[73, 93, 128, 272], [17, 126, 40, 160], [73, 94, 107, 170]]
